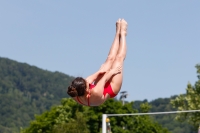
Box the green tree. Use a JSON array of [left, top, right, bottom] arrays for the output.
[[171, 64, 200, 130], [87, 100, 169, 133], [52, 112, 90, 133], [20, 98, 88, 133], [21, 98, 169, 133]]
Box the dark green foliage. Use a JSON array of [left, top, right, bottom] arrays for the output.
[[86, 99, 138, 132], [150, 97, 195, 133], [134, 97, 196, 133], [21, 98, 90, 133], [52, 112, 90, 133], [171, 64, 200, 131], [0, 57, 73, 132], [0, 57, 198, 133], [22, 98, 169, 133]]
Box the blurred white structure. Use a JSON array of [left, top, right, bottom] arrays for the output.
[[102, 110, 200, 133]]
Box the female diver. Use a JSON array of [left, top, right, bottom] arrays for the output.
[[67, 18, 127, 106]]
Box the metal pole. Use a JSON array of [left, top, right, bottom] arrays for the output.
[[102, 114, 107, 133], [106, 110, 200, 117]]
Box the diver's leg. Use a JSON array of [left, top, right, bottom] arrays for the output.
[[110, 19, 127, 95], [101, 18, 121, 71]]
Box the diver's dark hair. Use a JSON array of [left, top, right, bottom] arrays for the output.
[[67, 77, 86, 97]]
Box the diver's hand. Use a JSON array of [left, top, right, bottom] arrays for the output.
[[110, 65, 122, 75]]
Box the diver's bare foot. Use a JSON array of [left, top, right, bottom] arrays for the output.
[[120, 19, 128, 36], [116, 18, 121, 34]]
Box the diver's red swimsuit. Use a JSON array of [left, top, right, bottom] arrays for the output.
[[76, 82, 116, 106]]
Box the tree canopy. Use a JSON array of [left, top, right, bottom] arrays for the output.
[[0, 57, 198, 132], [171, 64, 200, 130], [21, 98, 169, 133]]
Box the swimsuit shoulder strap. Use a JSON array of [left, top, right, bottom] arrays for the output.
[[86, 89, 91, 106], [87, 96, 90, 106], [76, 84, 94, 106], [86, 83, 95, 106], [77, 95, 90, 106], [76, 97, 87, 106]]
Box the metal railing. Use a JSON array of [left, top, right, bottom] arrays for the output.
[[102, 110, 200, 133]]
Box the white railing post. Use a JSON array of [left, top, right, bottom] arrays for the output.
[[102, 114, 107, 133]]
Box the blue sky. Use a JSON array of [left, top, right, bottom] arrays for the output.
[[0, 1, 200, 101]]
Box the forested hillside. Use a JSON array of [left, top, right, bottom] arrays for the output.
[[0, 57, 197, 133], [0, 57, 73, 133]]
